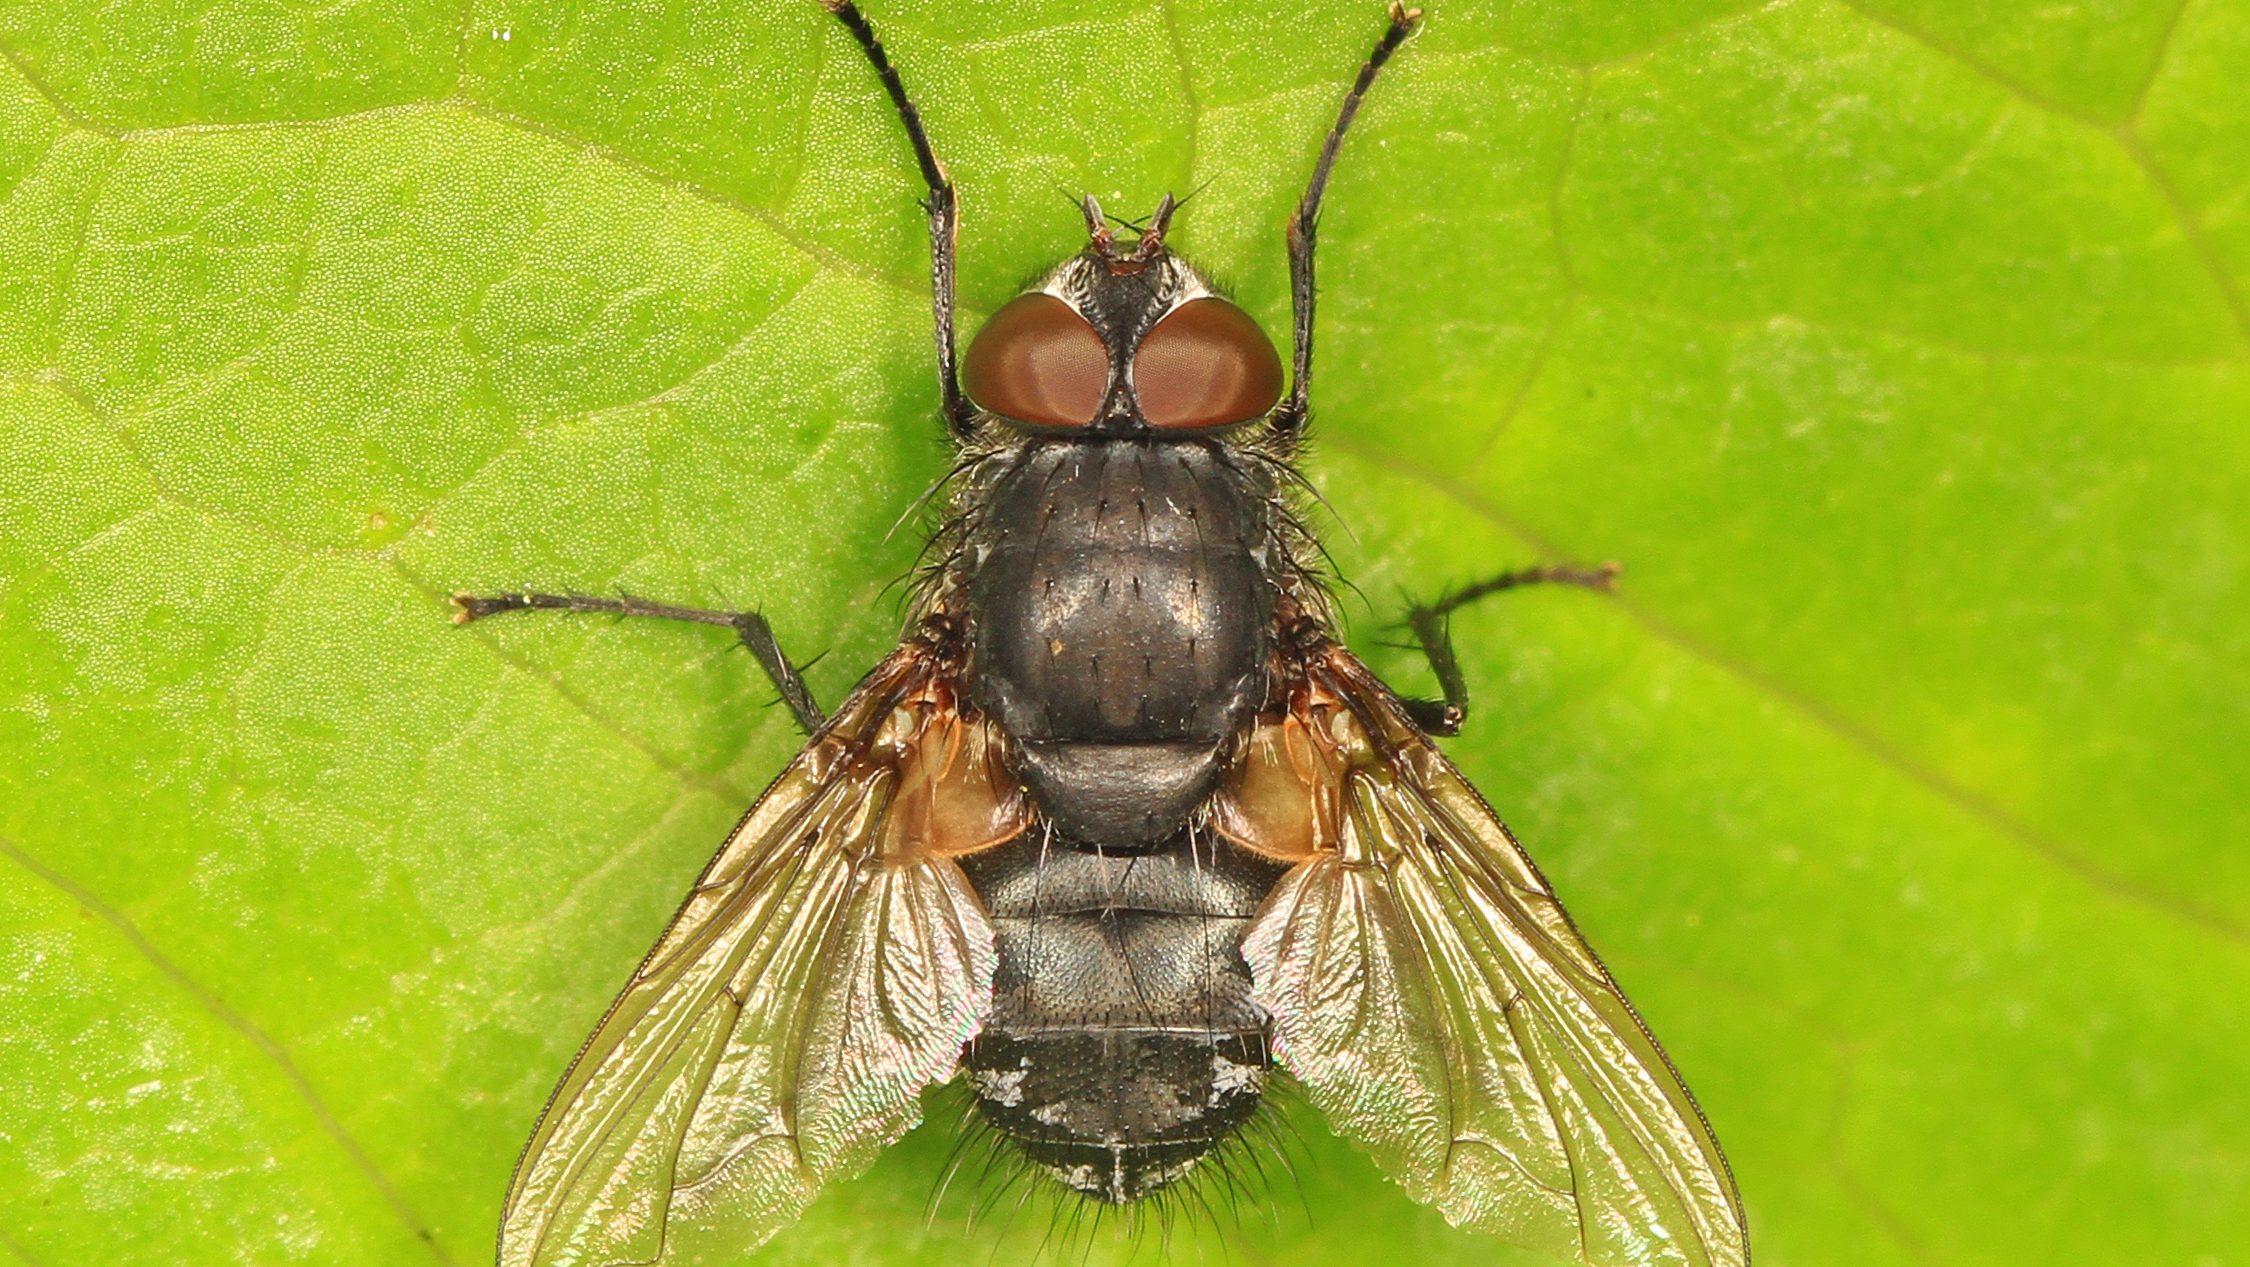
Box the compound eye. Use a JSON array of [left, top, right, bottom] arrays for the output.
[[1132, 298, 1284, 430], [962, 293, 1109, 428]]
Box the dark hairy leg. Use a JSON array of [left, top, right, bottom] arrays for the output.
[[820, 0, 974, 437], [1397, 562, 1620, 737], [1274, 2, 1423, 440], [452, 591, 827, 735]]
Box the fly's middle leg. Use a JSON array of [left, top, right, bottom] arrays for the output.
[[451, 590, 826, 734], [1396, 562, 1619, 737]]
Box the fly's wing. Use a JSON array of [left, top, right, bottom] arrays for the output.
[[1217, 645, 1748, 1267], [500, 639, 1031, 1267]]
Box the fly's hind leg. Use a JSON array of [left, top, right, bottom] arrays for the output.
[[1395, 562, 1620, 737], [452, 591, 827, 735]]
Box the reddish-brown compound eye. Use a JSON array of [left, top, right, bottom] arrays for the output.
[[1131, 298, 1285, 430], [961, 292, 1109, 427]]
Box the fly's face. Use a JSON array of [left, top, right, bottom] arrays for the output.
[[960, 198, 1285, 438]]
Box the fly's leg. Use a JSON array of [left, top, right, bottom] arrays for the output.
[[821, 1, 972, 437], [452, 591, 827, 735], [1274, 2, 1423, 442], [1397, 562, 1620, 737]]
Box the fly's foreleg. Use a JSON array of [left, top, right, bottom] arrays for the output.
[[820, 0, 972, 438], [1397, 562, 1619, 737], [1274, 2, 1422, 442], [451, 591, 827, 735]]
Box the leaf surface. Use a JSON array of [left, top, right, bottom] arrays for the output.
[[3, 1, 2247, 1263]]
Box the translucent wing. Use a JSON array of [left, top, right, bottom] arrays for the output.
[[500, 636, 1031, 1267], [1220, 645, 1748, 1267]]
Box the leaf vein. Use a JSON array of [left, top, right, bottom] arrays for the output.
[[0, 37, 113, 137], [1157, 0, 1202, 191], [2116, 129, 2250, 351], [2122, 0, 2198, 126], [461, 101, 940, 309], [0, 835, 459, 1265], [1823, 0, 2248, 349], [1825, 0, 2099, 126]]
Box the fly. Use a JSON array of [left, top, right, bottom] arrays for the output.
[[457, 4, 1749, 1264]]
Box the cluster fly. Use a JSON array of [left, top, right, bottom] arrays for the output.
[[455, 2, 1748, 1264]]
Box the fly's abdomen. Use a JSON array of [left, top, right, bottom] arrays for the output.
[[965, 976, 1269, 1204], [958, 831, 1286, 1203]]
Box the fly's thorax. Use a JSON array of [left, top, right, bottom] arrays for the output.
[[956, 438, 1282, 847]]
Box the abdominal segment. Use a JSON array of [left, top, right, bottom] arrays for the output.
[[957, 829, 1287, 1202]]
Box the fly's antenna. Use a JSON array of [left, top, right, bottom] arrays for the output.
[[1134, 191, 1180, 258], [1079, 193, 1116, 254]]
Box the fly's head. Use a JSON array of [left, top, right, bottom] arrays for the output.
[[960, 194, 1285, 439]]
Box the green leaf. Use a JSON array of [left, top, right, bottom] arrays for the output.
[[3, 1, 2246, 1264]]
